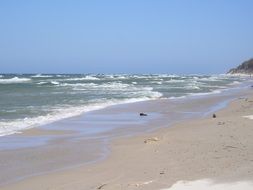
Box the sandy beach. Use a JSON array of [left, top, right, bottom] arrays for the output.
[[0, 86, 252, 190], [1, 0, 253, 189]]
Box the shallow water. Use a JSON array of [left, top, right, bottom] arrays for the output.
[[0, 74, 248, 136], [0, 83, 251, 186]]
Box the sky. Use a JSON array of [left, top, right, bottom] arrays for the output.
[[0, 0, 253, 74]]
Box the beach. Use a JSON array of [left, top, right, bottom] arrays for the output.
[[0, 81, 253, 189], [1, 0, 253, 189]]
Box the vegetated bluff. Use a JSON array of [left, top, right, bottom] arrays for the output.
[[228, 58, 253, 74]]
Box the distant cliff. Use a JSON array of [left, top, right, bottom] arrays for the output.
[[228, 58, 253, 74]]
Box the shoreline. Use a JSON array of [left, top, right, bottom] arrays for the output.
[[0, 84, 253, 189], [0, 75, 249, 138]]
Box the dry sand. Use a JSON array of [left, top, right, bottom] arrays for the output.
[[2, 93, 253, 189]]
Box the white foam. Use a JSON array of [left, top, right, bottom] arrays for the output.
[[105, 75, 114, 79], [0, 75, 3, 78], [243, 115, 253, 120], [115, 75, 127, 79], [168, 96, 187, 100], [59, 83, 97, 87], [154, 81, 163, 85], [131, 75, 152, 79], [0, 77, 31, 84], [31, 74, 53, 78], [198, 76, 220, 82], [37, 81, 60, 85], [165, 79, 186, 83], [59, 82, 132, 91], [98, 82, 130, 89], [64, 76, 99, 81], [157, 74, 179, 78], [0, 96, 162, 137], [185, 84, 200, 90], [161, 179, 253, 190], [198, 85, 227, 89], [70, 82, 163, 99], [37, 81, 48, 85], [189, 90, 221, 97], [229, 81, 241, 85], [51, 81, 60, 85]]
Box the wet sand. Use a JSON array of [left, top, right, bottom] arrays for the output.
[[1, 86, 253, 189]]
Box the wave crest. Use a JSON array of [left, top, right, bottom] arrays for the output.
[[0, 77, 31, 84]]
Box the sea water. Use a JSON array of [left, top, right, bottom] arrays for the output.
[[0, 74, 247, 136]]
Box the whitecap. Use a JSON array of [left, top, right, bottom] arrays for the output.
[[51, 81, 60, 85], [229, 81, 241, 85], [168, 96, 187, 100], [37, 82, 48, 85], [151, 81, 163, 85], [59, 83, 97, 88], [197, 76, 221, 82], [31, 74, 53, 78], [64, 76, 100, 81], [158, 74, 179, 78], [37, 81, 60, 85], [165, 79, 186, 83], [185, 85, 200, 90], [114, 75, 127, 79], [60, 82, 130, 91], [188, 90, 221, 96], [0, 94, 162, 137], [0, 77, 31, 84]]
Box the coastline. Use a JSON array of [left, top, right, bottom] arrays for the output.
[[1, 84, 253, 189]]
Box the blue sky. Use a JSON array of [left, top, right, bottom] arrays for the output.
[[0, 0, 253, 74]]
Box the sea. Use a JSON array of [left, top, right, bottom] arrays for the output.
[[0, 73, 247, 137]]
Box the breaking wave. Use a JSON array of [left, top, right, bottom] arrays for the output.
[[0, 77, 31, 84]]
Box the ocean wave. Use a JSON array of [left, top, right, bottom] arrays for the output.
[[197, 76, 221, 82], [37, 81, 60, 85], [0, 77, 31, 84], [51, 81, 60, 85], [64, 76, 100, 81], [31, 74, 53, 78], [0, 75, 3, 78], [188, 90, 222, 96], [164, 85, 200, 90], [168, 96, 187, 100], [165, 79, 186, 83], [185, 85, 201, 90], [151, 81, 163, 85], [198, 85, 227, 89], [229, 81, 241, 85], [56, 74, 68, 77], [98, 82, 130, 89], [158, 74, 179, 78], [131, 75, 150, 79], [58, 82, 91, 87], [0, 74, 242, 137], [114, 75, 127, 79], [59, 82, 131, 90], [167, 89, 222, 100], [0, 96, 162, 137], [61, 83, 161, 98]]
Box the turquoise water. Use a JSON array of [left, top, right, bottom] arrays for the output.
[[0, 74, 246, 136]]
